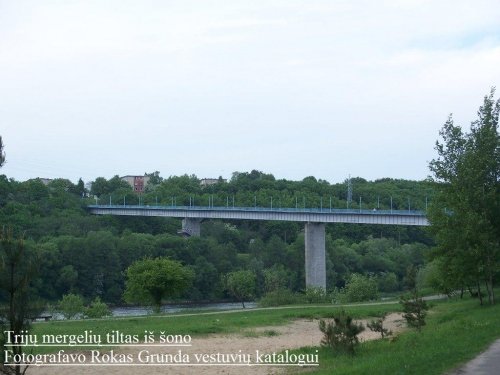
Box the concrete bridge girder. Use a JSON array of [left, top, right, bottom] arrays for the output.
[[88, 205, 428, 290]]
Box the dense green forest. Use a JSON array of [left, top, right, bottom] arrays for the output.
[[0, 171, 434, 304]]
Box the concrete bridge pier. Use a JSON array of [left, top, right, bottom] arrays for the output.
[[180, 218, 202, 236], [304, 222, 326, 289]]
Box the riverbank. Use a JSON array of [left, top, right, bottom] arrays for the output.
[[13, 296, 500, 374], [27, 313, 405, 375]]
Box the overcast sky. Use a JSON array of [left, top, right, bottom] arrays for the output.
[[1, 0, 499, 184]]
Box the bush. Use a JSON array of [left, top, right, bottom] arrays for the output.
[[338, 274, 379, 303], [58, 293, 85, 320], [319, 309, 365, 354], [420, 260, 456, 297], [304, 286, 332, 303], [258, 289, 304, 307], [400, 293, 428, 331], [367, 313, 392, 338], [400, 265, 428, 331], [84, 297, 111, 319], [263, 265, 289, 292], [377, 272, 400, 293]]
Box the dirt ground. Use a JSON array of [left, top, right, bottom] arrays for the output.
[[27, 313, 405, 375]]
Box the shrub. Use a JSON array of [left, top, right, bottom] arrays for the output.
[[377, 272, 400, 293], [400, 294, 428, 331], [338, 274, 379, 303], [400, 265, 428, 331], [367, 313, 392, 338], [84, 297, 111, 319], [58, 293, 85, 320], [420, 260, 456, 297], [263, 265, 289, 292], [304, 286, 332, 303], [319, 309, 364, 354], [258, 289, 303, 307]]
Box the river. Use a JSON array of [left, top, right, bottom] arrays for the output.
[[112, 301, 257, 317]]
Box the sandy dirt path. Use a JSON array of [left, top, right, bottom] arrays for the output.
[[27, 313, 404, 375]]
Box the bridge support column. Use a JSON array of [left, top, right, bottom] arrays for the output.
[[305, 222, 326, 289], [180, 218, 201, 237]]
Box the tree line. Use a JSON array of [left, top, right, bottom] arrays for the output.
[[0, 89, 498, 309], [427, 89, 500, 305], [0, 170, 432, 305]]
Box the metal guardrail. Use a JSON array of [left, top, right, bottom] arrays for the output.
[[87, 204, 426, 217]]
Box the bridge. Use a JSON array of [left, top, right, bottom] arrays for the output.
[[88, 204, 429, 289]]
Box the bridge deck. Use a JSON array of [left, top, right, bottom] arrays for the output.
[[88, 205, 429, 226]]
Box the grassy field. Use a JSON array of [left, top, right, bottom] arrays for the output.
[[291, 296, 500, 374], [31, 302, 399, 349], [27, 296, 500, 374]]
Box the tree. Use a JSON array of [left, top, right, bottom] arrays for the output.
[[263, 265, 289, 292], [319, 309, 365, 355], [0, 229, 40, 375], [68, 178, 85, 197], [224, 270, 256, 308], [367, 313, 392, 338], [124, 257, 194, 313], [145, 171, 163, 188], [58, 293, 85, 320], [338, 273, 379, 303], [429, 89, 500, 304], [400, 266, 428, 331], [84, 297, 111, 319]]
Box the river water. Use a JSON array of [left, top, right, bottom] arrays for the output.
[[112, 301, 257, 317], [43, 302, 256, 321]]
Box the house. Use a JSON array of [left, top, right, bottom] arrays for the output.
[[120, 175, 151, 193], [200, 178, 226, 187]]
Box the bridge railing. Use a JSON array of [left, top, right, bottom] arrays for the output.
[[87, 204, 426, 216]]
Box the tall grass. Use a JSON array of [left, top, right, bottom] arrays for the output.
[[293, 296, 500, 374]]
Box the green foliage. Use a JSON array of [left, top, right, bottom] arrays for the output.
[[30, 304, 400, 354], [91, 175, 131, 197], [0, 327, 8, 374], [0, 229, 41, 375], [0, 168, 432, 306], [58, 293, 85, 320], [263, 265, 289, 292], [428, 89, 500, 305], [377, 272, 399, 293], [367, 313, 392, 338], [57, 265, 79, 294], [319, 309, 365, 354], [400, 294, 428, 331], [420, 259, 457, 297], [84, 297, 111, 319], [258, 289, 304, 307], [400, 266, 428, 331], [258, 286, 333, 306], [304, 286, 332, 303], [286, 296, 500, 375], [338, 273, 379, 303], [124, 257, 194, 313], [224, 270, 256, 308]]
